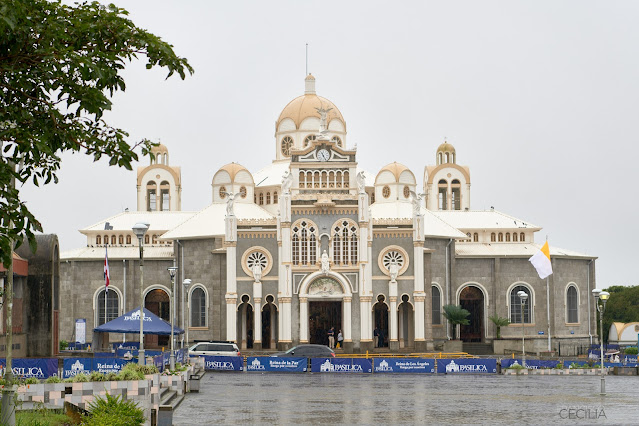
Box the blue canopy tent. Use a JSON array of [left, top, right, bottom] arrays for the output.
[[94, 308, 184, 335]]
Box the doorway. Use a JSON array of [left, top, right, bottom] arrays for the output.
[[308, 301, 341, 346], [459, 286, 484, 342], [373, 295, 389, 348], [145, 289, 170, 348], [261, 296, 278, 349]]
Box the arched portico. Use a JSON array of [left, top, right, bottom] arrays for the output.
[[298, 271, 352, 346]]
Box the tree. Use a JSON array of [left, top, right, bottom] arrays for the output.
[[602, 285, 639, 342], [489, 314, 510, 339], [443, 304, 470, 339], [0, 0, 193, 266]]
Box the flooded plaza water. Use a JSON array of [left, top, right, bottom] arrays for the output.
[[174, 373, 638, 425]]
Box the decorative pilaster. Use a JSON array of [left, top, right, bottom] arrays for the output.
[[225, 296, 237, 342], [279, 296, 292, 343], [343, 296, 352, 342], [253, 297, 262, 346], [225, 213, 238, 343], [413, 294, 426, 341], [299, 297, 308, 343], [389, 293, 398, 342]]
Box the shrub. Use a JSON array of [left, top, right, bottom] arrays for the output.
[[554, 363, 564, 369], [89, 371, 106, 382], [45, 376, 62, 384], [63, 377, 74, 383], [25, 377, 40, 384], [624, 347, 638, 355], [59, 340, 69, 351], [116, 369, 144, 381], [73, 373, 89, 383], [105, 372, 118, 381], [82, 393, 144, 426], [506, 363, 525, 370], [142, 364, 158, 375]]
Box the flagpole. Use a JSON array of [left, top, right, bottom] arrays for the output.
[[546, 276, 551, 351], [105, 247, 109, 327]]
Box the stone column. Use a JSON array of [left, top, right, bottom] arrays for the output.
[[279, 296, 292, 348], [359, 295, 373, 350], [225, 214, 237, 343], [253, 298, 262, 350], [343, 297, 352, 341], [299, 297, 309, 343], [389, 279, 398, 351], [240, 304, 247, 350], [413, 241, 426, 348], [225, 296, 237, 344]]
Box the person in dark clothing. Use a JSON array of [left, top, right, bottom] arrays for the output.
[[373, 327, 379, 348]]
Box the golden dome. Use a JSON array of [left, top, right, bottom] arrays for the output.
[[277, 94, 344, 130], [437, 142, 456, 153], [150, 143, 168, 154], [379, 162, 413, 182], [219, 162, 249, 181]]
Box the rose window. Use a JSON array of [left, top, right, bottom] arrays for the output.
[[383, 250, 404, 271]]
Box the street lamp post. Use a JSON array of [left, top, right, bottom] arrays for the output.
[[132, 222, 150, 366], [167, 266, 178, 371], [517, 290, 529, 367], [592, 288, 610, 395], [183, 279, 192, 355]]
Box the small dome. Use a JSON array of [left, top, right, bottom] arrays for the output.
[[150, 143, 169, 165], [277, 75, 345, 130], [437, 142, 456, 154], [436, 141, 456, 165], [379, 162, 412, 182], [219, 162, 249, 181]]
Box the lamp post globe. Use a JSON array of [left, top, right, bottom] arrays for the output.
[[517, 291, 528, 366], [167, 266, 178, 371], [183, 279, 192, 361], [132, 222, 149, 365]]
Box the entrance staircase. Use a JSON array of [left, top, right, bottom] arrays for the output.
[[462, 342, 493, 356]]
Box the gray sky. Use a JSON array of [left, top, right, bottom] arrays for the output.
[[21, 1, 638, 287]]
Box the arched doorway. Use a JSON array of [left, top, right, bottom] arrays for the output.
[[306, 277, 343, 345], [459, 286, 484, 342], [237, 295, 254, 350], [373, 295, 389, 348], [261, 295, 278, 349], [145, 288, 170, 348], [398, 295, 414, 349]]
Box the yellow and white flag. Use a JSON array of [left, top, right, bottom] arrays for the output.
[[529, 241, 553, 279]]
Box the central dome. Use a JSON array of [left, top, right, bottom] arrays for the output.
[[276, 74, 345, 130]]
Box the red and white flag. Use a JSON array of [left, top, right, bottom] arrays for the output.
[[104, 247, 110, 288]]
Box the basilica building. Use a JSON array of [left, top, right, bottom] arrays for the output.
[[60, 75, 597, 353]]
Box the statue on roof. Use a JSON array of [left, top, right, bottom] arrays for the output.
[[315, 106, 333, 140], [409, 190, 423, 216], [281, 170, 294, 194], [222, 191, 236, 216], [356, 171, 366, 194]]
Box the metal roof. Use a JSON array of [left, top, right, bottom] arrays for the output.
[[432, 210, 540, 231]]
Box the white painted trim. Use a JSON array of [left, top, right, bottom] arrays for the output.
[[455, 282, 489, 340], [299, 271, 353, 299], [92, 286, 123, 326], [564, 282, 580, 324], [143, 284, 170, 300], [188, 284, 209, 328], [505, 281, 535, 323]]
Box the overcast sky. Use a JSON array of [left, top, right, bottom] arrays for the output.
[[21, 1, 638, 287]]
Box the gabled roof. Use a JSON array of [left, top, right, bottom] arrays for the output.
[[370, 201, 467, 239], [431, 210, 540, 231], [81, 211, 195, 234], [455, 242, 595, 259], [61, 246, 174, 261], [161, 202, 275, 240]]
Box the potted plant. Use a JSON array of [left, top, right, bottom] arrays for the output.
[[442, 304, 470, 352]]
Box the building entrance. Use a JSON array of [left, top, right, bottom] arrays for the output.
[[308, 301, 341, 346], [145, 289, 170, 348], [459, 286, 484, 342]]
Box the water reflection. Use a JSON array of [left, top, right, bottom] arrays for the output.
[[174, 374, 637, 424]]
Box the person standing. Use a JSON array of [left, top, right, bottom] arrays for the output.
[[373, 327, 379, 348], [337, 330, 344, 349], [328, 327, 335, 349]]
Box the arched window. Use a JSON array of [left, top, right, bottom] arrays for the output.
[[520, 232, 525, 242], [96, 235, 102, 245], [144, 235, 149, 245], [118, 235, 123, 244], [292, 220, 318, 266], [498, 233, 503, 242], [432, 286, 441, 325], [259, 192, 264, 205], [331, 136, 342, 147], [190, 287, 207, 327], [491, 233, 496, 242], [146, 181, 157, 211], [382, 186, 390, 199], [473, 233, 478, 242], [273, 191, 278, 204], [505, 233, 510, 242], [304, 134, 316, 146], [567, 285, 578, 323], [240, 186, 247, 198], [510, 285, 532, 323], [126, 235, 131, 244], [281, 136, 293, 157], [513, 233, 518, 242], [403, 186, 410, 198], [104, 235, 108, 245], [97, 289, 119, 326], [152, 234, 158, 244], [266, 192, 271, 204], [332, 220, 358, 265], [438, 179, 447, 210], [111, 235, 116, 245], [160, 181, 170, 211]]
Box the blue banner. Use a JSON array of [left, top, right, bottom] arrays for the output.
[[176, 349, 184, 364], [116, 348, 138, 358], [94, 352, 115, 358], [501, 359, 560, 369], [63, 358, 92, 378], [92, 358, 131, 374], [153, 355, 164, 372], [203, 356, 243, 371], [0, 358, 58, 379], [112, 342, 140, 351], [247, 357, 307, 372], [437, 358, 497, 374], [311, 358, 372, 373], [374, 358, 435, 373]]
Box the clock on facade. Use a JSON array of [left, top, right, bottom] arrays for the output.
[[317, 149, 330, 162]]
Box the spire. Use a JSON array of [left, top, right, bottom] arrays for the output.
[[305, 74, 316, 95]]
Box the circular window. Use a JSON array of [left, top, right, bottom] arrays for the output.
[[382, 185, 390, 198], [241, 247, 273, 277], [403, 186, 410, 198], [219, 186, 227, 199], [281, 136, 293, 157], [378, 246, 410, 277], [331, 136, 342, 147], [304, 134, 317, 146], [239, 186, 247, 198]]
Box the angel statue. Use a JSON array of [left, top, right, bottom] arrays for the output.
[[251, 262, 263, 283], [321, 250, 330, 275], [356, 171, 366, 194], [281, 170, 294, 194], [409, 190, 424, 216], [389, 261, 400, 282], [222, 191, 236, 216], [315, 106, 333, 134]]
